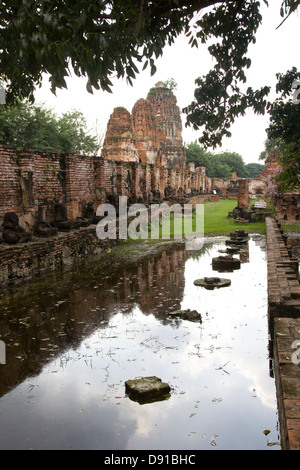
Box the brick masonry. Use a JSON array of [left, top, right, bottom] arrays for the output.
[[266, 217, 300, 322], [273, 317, 300, 450], [266, 217, 300, 450], [0, 226, 118, 288], [274, 193, 300, 225], [257, 154, 300, 225], [0, 144, 211, 227], [102, 82, 186, 169]]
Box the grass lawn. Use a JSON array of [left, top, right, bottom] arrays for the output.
[[122, 198, 300, 245], [203, 198, 267, 235], [283, 225, 300, 233], [129, 198, 268, 243]]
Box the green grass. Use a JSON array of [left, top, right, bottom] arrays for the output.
[[125, 198, 268, 243], [283, 224, 300, 233], [203, 198, 267, 235]]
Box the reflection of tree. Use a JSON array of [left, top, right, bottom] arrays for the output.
[[188, 238, 225, 261]]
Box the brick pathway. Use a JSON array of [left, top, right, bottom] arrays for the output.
[[266, 217, 300, 450], [273, 317, 300, 450]]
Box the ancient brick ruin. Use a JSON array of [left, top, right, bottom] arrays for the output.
[[274, 193, 300, 225], [257, 154, 282, 187], [101, 81, 186, 169], [0, 78, 299, 244], [0, 144, 209, 231], [256, 154, 300, 225]]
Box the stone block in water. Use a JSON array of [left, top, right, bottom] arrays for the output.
[[125, 376, 171, 403]]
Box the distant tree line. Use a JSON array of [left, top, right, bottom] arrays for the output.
[[0, 102, 99, 155], [0, 101, 265, 179], [185, 141, 264, 178]]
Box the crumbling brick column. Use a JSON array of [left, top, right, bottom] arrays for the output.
[[237, 179, 249, 209]]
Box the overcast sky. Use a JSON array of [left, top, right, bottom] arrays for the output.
[[34, 1, 300, 165]]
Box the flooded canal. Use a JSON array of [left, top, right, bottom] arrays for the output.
[[0, 235, 280, 450]]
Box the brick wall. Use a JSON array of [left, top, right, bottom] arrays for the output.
[[103, 83, 186, 169], [0, 146, 21, 214], [266, 217, 300, 450], [212, 176, 265, 197], [65, 154, 96, 219], [266, 217, 300, 326], [0, 226, 117, 288], [0, 144, 212, 229], [274, 193, 300, 225]]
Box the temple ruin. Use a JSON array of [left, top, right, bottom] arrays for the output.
[[101, 81, 186, 169]]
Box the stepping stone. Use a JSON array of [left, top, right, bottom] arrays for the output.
[[194, 277, 231, 290], [212, 255, 241, 271], [125, 376, 171, 403]]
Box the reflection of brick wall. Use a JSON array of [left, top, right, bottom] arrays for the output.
[[0, 242, 188, 394]]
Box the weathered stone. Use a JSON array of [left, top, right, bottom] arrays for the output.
[[146, 84, 186, 169], [53, 203, 81, 231], [35, 221, 58, 237], [76, 217, 91, 227], [226, 246, 240, 254], [101, 107, 139, 163], [125, 376, 171, 403], [3, 211, 19, 229], [2, 231, 20, 244], [234, 217, 249, 224], [230, 230, 249, 239], [226, 236, 248, 246], [212, 255, 241, 272], [83, 202, 102, 224], [2, 212, 32, 244], [101, 82, 186, 169], [237, 179, 250, 210], [194, 277, 231, 290], [167, 309, 202, 322], [274, 192, 300, 226]]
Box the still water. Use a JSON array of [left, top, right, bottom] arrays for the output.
[[0, 235, 280, 450]]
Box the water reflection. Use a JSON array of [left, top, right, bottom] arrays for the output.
[[0, 236, 280, 450], [0, 243, 189, 399]]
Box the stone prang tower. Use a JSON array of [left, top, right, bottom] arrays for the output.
[[101, 82, 186, 169]]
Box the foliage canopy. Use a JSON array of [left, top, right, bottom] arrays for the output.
[[185, 140, 263, 178], [0, 0, 299, 149], [265, 67, 300, 190], [0, 102, 99, 154]]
